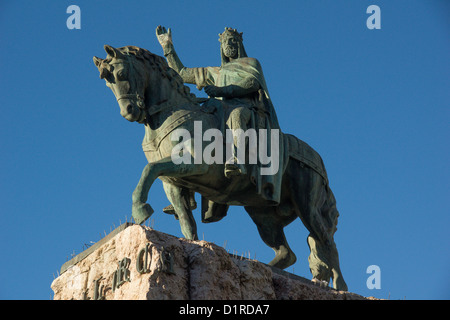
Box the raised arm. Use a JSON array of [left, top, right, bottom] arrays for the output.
[[156, 26, 197, 84]]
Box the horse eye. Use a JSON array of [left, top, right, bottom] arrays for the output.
[[116, 70, 127, 81]]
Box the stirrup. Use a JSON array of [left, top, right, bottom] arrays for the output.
[[224, 163, 247, 178]]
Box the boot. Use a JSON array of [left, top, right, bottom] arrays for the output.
[[224, 162, 247, 178]]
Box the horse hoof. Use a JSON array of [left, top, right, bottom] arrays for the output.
[[132, 203, 154, 225], [163, 204, 176, 214], [333, 274, 348, 291], [268, 249, 297, 270]]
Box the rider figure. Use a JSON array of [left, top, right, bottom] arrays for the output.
[[156, 26, 283, 221]]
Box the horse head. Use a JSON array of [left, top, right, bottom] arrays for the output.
[[93, 45, 148, 123], [94, 45, 199, 125]]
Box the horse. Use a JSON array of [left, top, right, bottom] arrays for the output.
[[93, 44, 348, 290]]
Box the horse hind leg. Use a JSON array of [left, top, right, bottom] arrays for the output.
[[307, 233, 347, 291], [315, 186, 347, 291], [289, 162, 347, 290], [245, 206, 297, 270], [306, 185, 348, 291]]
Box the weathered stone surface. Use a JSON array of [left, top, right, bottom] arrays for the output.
[[52, 224, 189, 300], [182, 239, 241, 299], [51, 224, 376, 300], [235, 259, 276, 300]]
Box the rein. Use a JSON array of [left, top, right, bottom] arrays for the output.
[[115, 52, 147, 110]]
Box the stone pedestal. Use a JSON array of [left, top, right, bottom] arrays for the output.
[[51, 223, 373, 300]]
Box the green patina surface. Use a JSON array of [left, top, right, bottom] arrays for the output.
[[92, 26, 348, 290]]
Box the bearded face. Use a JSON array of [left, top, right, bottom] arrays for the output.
[[222, 36, 239, 59]]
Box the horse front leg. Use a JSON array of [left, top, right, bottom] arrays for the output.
[[163, 182, 198, 240], [131, 158, 208, 225]]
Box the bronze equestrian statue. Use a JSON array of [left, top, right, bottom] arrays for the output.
[[93, 26, 348, 290]]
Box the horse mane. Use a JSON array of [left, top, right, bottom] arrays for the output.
[[116, 46, 198, 103]]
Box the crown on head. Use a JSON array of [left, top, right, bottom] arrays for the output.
[[219, 27, 243, 43]]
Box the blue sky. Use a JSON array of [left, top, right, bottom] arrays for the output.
[[1, 0, 448, 300]]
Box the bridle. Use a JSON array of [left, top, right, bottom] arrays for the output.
[[116, 93, 146, 110], [112, 50, 182, 119], [115, 52, 147, 111]]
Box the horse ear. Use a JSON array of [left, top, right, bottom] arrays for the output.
[[93, 56, 103, 68], [104, 45, 121, 58]]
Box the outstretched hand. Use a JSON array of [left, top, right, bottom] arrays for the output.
[[156, 25, 173, 48]]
